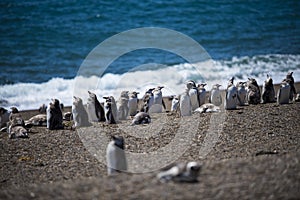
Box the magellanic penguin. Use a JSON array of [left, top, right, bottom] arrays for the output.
[[236, 82, 247, 106], [157, 161, 201, 183], [187, 80, 200, 111], [103, 96, 118, 124], [225, 77, 238, 110], [38, 104, 47, 113], [9, 107, 25, 127], [197, 83, 207, 106], [170, 95, 180, 112], [283, 72, 297, 101], [277, 80, 291, 105], [246, 78, 261, 105], [0, 107, 10, 129], [106, 136, 127, 176], [72, 96, 92, 128], [87, 91, 105, 122], [131, 112, 151, 126], [261, 74, 276, 103], [117, 91, 129, 120], [295, 93, 300, 102], [141, 88, 155, 113], [180, 88, 192, 117], [209, 84, 222, 106], [194, 103, 220, 113], [46, 99, 64, 130], [128, 91, 139, 117], [151, 86, 166, 113]]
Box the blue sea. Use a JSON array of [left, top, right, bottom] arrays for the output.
[[1, 0, 300, 110]]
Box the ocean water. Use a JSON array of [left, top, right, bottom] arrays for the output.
[[1, 0, 300, 110]]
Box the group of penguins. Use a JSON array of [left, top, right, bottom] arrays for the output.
[[0, 71, 298, 182]]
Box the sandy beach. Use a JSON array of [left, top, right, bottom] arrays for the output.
[[0, 83, 299, 200]]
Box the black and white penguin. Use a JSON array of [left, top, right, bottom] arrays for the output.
[[117, 91, 129, 120], [283, 72, 297, 101], [277, 80, 291, 105], [157, 161, 201, 183], [187, 81, 200, 111], [170, 95, 180, 112], [131, 112, 151, 125], [236, 82, 247, 106], [225, 77, 238, 110], [106, 136, 127, 176], [24, 114, 47, 127], [128, 91, 139, 117], [194, 103, 221, 113], [7, 107, 28, 139], [9, 107, 25, 127], [141, 88, 155, 113], [197, 83, 207, 106], [261, 74, 276, 103], [0, 107, 10, 129], [72, 96, 91, 128], [246, 78, 261, 105], [209, 84, 222, 106], [86, 91, 105, 122], [103, 96, 118, 124], [38, 104, 47, 113], [179, 88, 192, 117], [151, 86, 166, 113], [46, 99, 64, 130]]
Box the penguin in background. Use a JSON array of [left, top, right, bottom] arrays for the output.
[[87, 91, 105, 122], [106, 136, 127, 176], [46, 99, 64, 130], [117, 91, 129, 120], [151, 86, 166, 113], [283, 72, 297, 101], [187, 80, 200, 111], [261, 74, 276, 104], [236, 82, 247, 106], [224, 77, 238, 110], [246, 78, 261, 105], [128, 91, 139, 117], [170, 95, 180, 112], [209, 84, 222, 106], [72, 96, 92, 128], [180, 88, 192, 117], [197, 83, 207, 106], [141, 88, 155, 113], [103, 96, 118, 124], [277, 80, 291, 105]]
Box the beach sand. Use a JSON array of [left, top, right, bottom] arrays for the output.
[[0, 83, 299, 199]]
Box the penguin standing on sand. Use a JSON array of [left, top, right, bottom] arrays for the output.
[[47, 99, 64, 130], [224, 77, 238, 110], [72, 96, 91, 128], [209, 84, 222, 106], [261, 74, 276, 103], [197, 83, 207, 106], [106, 136, 127, 175], [103, 96, 118, 124], [246, 78, 261, 105], [141, 88, 155, 113], [7, 107, 28, 139], [277, 80, 291, 104], [128, 91, 139, 117], [236, 82, 247, 106], [170, 95, 180, 112], [151, 86, 166, 113], [283, 72, 297, 101], [87, 91, 105, 122], [187, 81, 200, 111], [180, 88, 192, 117], [117, 91, 129, 120]]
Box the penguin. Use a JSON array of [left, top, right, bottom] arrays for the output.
[[117, 91, 129, 120], [0, 107, 10, 129], [131, 112, 151, 125], [236, 82, 247, 106], [24, 114, 47, 127], [209, 84, 222, 106], [295, 93, 300, 102], [283, 72, 297, 101], [9, 107, 25, 127], [8, 125, 28, 139], [46, 99, 64, 130], [151, 86, 166, 113], [170, 95, 180, 112], [141, 88, 155, 113], [106, 136, 127, 176], [38, 104, 47, 113], [179, 88, 192, 117], [72, 96, 92, 128], [157, 161, 201, 183], [194, 103, 220, 113], [246, 78, 261, 105], [277, 80, 291, 105], [86, 91, 105, 122], [197, 83, 207, 106], [103, 96, 117, 124], [187, 81, 200, 111], [128, 91, 139, 117], [225, 77, 238, 110], [261, 74, 276, 103]]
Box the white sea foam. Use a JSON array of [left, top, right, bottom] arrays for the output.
[[1, 54, 299, 111]]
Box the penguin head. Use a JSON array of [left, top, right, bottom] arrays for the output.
[[186, 161, 201, 176], [112, 136, 125, 150], [287, 71, 293, 78], [51, 99, 61, 109], [10, 107, 19, 113]]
